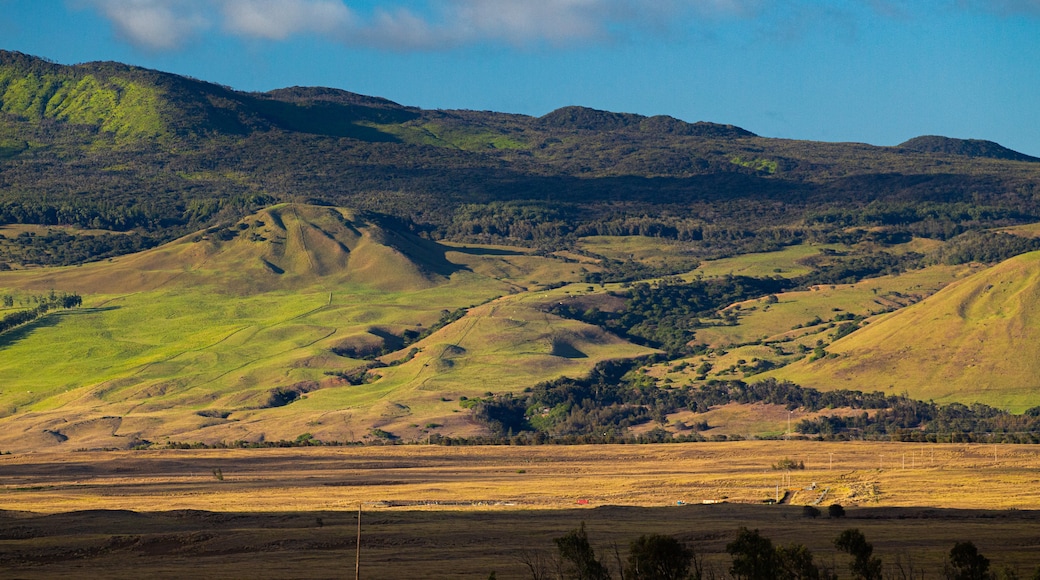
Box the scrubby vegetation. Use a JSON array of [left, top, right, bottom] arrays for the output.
[[549, 276, 792, 356], [524, 523, 1038, 580], [3, 50, 1040, 271], [468, 363, 1040, 444]]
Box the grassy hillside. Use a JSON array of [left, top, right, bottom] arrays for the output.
[[630, 250, 980, 412], [771, 251, 1040, 411], [4, 210, 1040, 449], [0, 54, 165, 138], [0, 205, 652, 451]]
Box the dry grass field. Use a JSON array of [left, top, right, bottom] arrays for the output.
[[2, 442, 1040, 578]]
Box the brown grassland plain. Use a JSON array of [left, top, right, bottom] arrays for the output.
[[2, 441, 1040, 578]]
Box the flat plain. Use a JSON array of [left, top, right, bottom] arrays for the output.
[[2, 442, 1039, 578]]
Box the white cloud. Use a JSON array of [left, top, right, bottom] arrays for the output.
[[83, 0, 210, 51], [221, 0, 354, 40], [79, 0, 358, 49]]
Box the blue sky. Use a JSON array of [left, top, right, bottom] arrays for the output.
[[2, 0, 1039, 155]]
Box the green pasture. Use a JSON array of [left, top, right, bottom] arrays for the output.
[[0, 280, 490, 413], [292, 292, 655, 440], [576, 235, 698, 267], [0, 66, 166, 139], [689, 243, 840, 279]]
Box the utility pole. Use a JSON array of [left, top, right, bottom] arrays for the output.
[[355, 503, 362, 580]]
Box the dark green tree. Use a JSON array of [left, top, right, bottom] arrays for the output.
[[945, 541, 992, 580], [625, 534, 695, 580], [776, 544, 829, 580], [554, 522, 611, 580], [727, 527, 779, 580], [834, 529, 882, 580], [827, 504, 846, 518]]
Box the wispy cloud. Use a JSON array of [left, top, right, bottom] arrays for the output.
[[358, 0, 779, 49], [75, 0, 774, 51], [221, 0, 354, 41], [82, 0, 210, 50], [77, 0, 356, 49], [355, 0, 631, 49], [75, 0, 1040, 52]]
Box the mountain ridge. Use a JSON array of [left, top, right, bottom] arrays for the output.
[[2, 48, 1040, 275], [6, 50, 1037, 158]]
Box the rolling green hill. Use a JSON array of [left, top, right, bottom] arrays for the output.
[[0, 204, 653, 451], [770, 251, 1040, 411]]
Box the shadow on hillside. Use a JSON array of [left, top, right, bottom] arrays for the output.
[[319, 166, 806, 209], [248, 97, 417, 141], [446, 246, 528, 257], [367, 327, 405, 352], [364, 214, 470, 278], [0, 307, 120, 350]]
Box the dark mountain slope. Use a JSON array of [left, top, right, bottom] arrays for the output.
[[899, 135, 1040, 162], [1, 50, 1040, 268], [537, 106, 755, 138]]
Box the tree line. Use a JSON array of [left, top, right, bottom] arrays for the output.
[[515, 521, 1030, 579], [0, 291, 82, 335], [468, 366, 1040, 444]]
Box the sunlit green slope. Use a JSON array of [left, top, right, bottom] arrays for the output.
[[0, 205, 650, 451], [772, 251, 1040, 411]]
